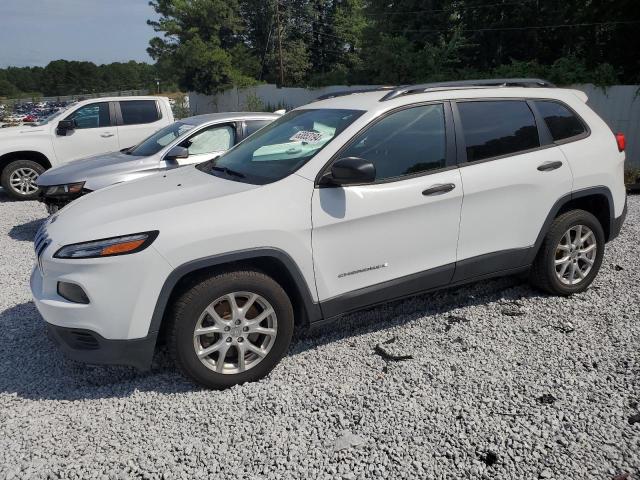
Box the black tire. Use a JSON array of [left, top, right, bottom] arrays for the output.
[[1, 159, 45, 200], [167, 269, 294, 389], [530, 209, 605, 295]]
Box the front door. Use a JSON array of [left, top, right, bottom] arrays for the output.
[[52, 101, 119, 162], [311, 103, 463, 317]]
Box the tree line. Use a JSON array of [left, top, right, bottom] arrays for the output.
[[0, 60, 177, 99], [2, 0, 639, 98], [148, 0, 640, 94]]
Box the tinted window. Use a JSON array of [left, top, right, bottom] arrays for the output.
[[458, 101, 540, 162], [182, 125, 235, 155], [66, 102, 110, 129], [535, 100, 586, 141], [120, 100, 160, 125], [339, 104, 446, 181], [246, 120, 271, 136]]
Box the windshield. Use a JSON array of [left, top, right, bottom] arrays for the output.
[[36, 102, 77, 126], [197, 109, 363, 184], [127, 121, 195, 156]]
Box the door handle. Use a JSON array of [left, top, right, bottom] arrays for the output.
[[537, 161, 563, 172], [422, 183, 456, 196], [100, 132, 115, 138]]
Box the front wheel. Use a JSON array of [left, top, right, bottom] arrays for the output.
[[530, 209, 605, 295], [1, 160, 45, 200], [167, 270, 294, 389]]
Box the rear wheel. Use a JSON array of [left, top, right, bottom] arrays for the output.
[[530, 209, 605, 295], [1, 160, 45, 200], [167, 270, 294, 389]]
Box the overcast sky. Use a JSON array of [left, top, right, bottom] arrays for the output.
[[0, 0, 159, 67]]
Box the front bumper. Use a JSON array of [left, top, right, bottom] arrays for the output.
[[30, 240, 173, 369], [46, 323, 156, 370]]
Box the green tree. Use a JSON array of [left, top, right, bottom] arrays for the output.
[[147, 0, 257, 94]]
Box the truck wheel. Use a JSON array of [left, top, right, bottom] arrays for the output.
[[530, 209, 605, 295], [167, 269, 294, 389], [1, 160, 45, 200]]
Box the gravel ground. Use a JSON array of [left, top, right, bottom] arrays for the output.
[[0, 191, 638, 480]]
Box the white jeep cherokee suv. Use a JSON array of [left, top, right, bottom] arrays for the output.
[[0, 96, 173, 199], [31, 79, 627, 389]]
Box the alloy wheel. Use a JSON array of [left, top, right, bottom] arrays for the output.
[[9, 167, 40, 195], [193, 291, 278, 374], [554, 224, 597, 286]]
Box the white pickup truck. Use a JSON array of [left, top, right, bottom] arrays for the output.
[[0, 96, 174, 199]]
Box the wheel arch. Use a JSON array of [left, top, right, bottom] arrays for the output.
[[150, 248, 322, 345], [0, 151, 52, 174], [526, 186, 614, 264]]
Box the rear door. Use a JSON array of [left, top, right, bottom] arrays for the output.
[[311, 102, 463, 316], [452, 99, 573, 280], [51, 101, 119, 162], [115, 100, 166, 149]]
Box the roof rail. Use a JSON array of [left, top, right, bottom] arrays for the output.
[[379, 78, 556, 102], [316, 86, 396, 101]]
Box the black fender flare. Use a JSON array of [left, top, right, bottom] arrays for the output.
[[524, 185, 615, 264], [147, 247, 322, 337]]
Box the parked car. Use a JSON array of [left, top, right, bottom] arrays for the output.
[[0, 96, 174, 200], [36, 112, 280, 213], [31, 79, 627, 389]]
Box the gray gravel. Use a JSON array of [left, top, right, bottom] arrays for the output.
[[0, 191, 639, 480]]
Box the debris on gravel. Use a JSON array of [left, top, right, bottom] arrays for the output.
[[537, 393, 557, 405], [0, 192, 639, 479], [332, 430, 367, 452]]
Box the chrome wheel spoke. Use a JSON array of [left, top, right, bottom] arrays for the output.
[[194, 325, 223, 336], [555, 255, 571, 266], [580, 243, 596, 254], [250, 326, 276, 336], [237, 344, 247, 371], [246, 307, 274, 326], [245, 342, 266, 357], [216, 343, 231, 372], [197, 339, 225, 358]]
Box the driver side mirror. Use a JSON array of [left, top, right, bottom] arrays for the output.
[[56, 119, 76, 136], [165, 145, 189, 161], [320, 157, 376, 186]]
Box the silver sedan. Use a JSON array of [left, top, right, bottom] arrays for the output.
[[37, 112, 281, 213]]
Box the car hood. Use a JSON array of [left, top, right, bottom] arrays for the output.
[[37, 151, 154, 187], [45, 165, 260, 246], [0, 125, 48, 139]]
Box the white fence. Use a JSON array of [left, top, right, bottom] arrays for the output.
[[189, 84, 640, 168]]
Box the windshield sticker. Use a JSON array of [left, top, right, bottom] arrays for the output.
[[289, 130, 325, 143], [178, 124, 195, 135]]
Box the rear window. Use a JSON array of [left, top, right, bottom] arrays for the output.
[[535, 100, 587, 141], [458, 100, 540, 162], [119, 100, 160, 125]]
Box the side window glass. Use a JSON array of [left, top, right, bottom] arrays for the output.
[[458, 101, 540, 162], [120, 100, 160, 125], [339, 104, 447, 181], [182, 125, 235, 155], [245, 120, 271, 137], [535, 100, 586, 141], [66, 102, 110, 129]]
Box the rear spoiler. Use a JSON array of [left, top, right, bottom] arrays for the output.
[[570, 89, 589, 103]]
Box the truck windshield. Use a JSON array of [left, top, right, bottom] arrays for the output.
[[36, 102, 77, 126], [127, 122, 195, 157], [197, 109, 363, 184]]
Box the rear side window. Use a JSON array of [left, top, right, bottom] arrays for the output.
[[119, 100, 160, 125], [458, 100, 540, 162], [66, 102, 111, 129], [245, 120, 271, 136], [182, 125, 235, 155], [535, 100, 586, 141], [339, 104, 447, 181]]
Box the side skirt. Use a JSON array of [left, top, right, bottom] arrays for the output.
[[314, 248, 534, 325]]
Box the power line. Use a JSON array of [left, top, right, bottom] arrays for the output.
[[361, 0, 537, 16]]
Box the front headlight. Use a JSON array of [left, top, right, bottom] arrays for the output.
[[54, 231, 159, 259], [45, 182, 85, 196]]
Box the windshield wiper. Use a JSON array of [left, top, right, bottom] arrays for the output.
[[211, 165, 246, 179]]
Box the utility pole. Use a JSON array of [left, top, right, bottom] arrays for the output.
[[275, 0, 284, 87]]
